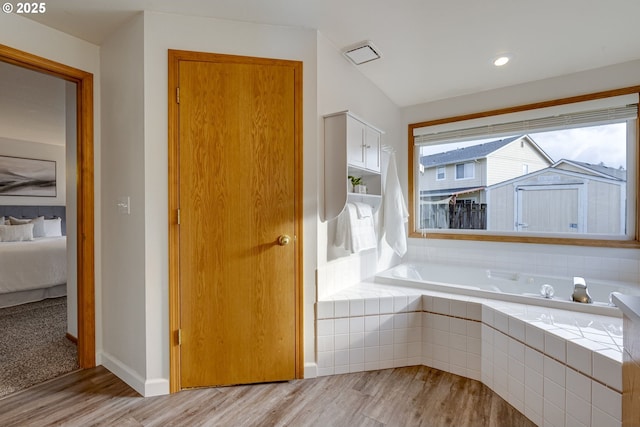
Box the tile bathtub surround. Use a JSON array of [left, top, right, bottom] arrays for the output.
[[317, 282, 623, 426]]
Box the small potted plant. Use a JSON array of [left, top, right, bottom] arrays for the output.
[[348, 175, 367, 194]]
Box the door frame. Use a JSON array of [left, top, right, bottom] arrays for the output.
[[0, 44, 96, 368], [168, 49, 304, 392]]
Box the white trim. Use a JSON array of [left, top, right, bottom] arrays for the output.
[[99, 351, 170, 397]]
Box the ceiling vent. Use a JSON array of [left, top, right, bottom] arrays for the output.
[[343, 41, 382, 65]]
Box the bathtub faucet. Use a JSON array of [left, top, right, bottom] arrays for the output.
[[571, 277, 593, 304]]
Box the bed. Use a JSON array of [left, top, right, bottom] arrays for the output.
[[0, 206, 67, 308]]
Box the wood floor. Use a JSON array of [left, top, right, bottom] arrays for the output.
[[0, 365, 536, 427]]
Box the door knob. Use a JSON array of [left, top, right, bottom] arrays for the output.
[[278, 234, 291, 246]]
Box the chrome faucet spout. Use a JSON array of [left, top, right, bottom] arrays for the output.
[[572, 277, 593, 303]]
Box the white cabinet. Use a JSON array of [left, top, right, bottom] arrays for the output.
[[323, 111, 384, 221]]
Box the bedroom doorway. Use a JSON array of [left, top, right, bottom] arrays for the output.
[[168, 50, 303, 391], [0, 44, 95, 369]]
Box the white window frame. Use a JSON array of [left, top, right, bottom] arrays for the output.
[[436, 166, 446, 180], [455, 162, 475, 180]]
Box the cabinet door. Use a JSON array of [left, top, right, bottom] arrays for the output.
[[364, 126, 381, 172], [346, 116, 366, 168]]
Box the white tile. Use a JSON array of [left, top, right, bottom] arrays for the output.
[[318, 335, 334, 352], [566, 390, 591, 427], [433, 344, 449, 363], [364, 315, 380, 332], [379, 314, 393, 331], [467, 321, 481, 339], [317, 351, 334, 368], [482, 305, 494, 326], [544, 356, 566, 387], [565, 414, 588, 427], [592, 381, 621, 421], [334, 300, 350, 317], [349, 348, 364, 365], [508, 317, 526, 342], [450, 317, 467, 336], [349, 299, 364, 317], [432, 314, 450, 332], [393, 329, 408, 344], [379, 297, 394, 314], [525, 365, 543, 396], [450, 299, 467, 318], [544, 399, 565, 427], [379, 329, 394, 346], [591, 406, 620, 427], [350, 317, 364, 333], [592, 352, 622, 391], [407, 295, 422, 311], [317, 301, 334, 319], [394, 343, 408, 360], [432, 297, 450, 315], [509, 356, 525, 385], [509, 338, 525, 364], [364, 361, 380, 371], [494, 330, 509, 354], [467, 302, 482, 321], [432, 329, 449, 347], [364, 331, 379, 348], [364, 298, 380, 315], [566, 368, 591, 402], [335, 318, 349, 335], [379, 345, 394, 361], [525, 347, 544, 374], [422, 295, 433, 312], [481, 324, 494, 344], [494, 311, 509, 334], [467, 336, 481, 355], [545, 331, 567, 363], [317, 319, 334, 337], [566, 340, 592, 375], [335, 334, 349, 351], [407, 312, 422, 328], [525, 323, 545, 351], [393, 296, 408, 313], [408, 327, 421, 343], [334, 349, 349, 366], [508, 376, 525, 410], [450, 333, 466, 351], [408, 341, 421, 358], [350, 332, 364, 349], [317, 367, 334, 377], [544, 377, 566, 410], [524, 390, 543, 427], [450, 348, 467, 369], [393, 313, 408, 329]]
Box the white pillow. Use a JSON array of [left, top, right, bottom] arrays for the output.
[[0, 223, 34, 242], [9, 216, 46, 238], [44, 217, 63, 237]]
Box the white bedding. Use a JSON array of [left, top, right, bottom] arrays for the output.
[[0, 236, 67, 294]]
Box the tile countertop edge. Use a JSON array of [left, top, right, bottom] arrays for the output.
[[612, 292, 640, 322]]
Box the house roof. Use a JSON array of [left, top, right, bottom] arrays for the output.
[[553, 159, 626, 181], [420, 135, 523, 168]]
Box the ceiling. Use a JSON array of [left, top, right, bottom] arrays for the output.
[[25, 0, 640, 107]]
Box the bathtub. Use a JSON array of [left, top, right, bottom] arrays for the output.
[[375, 262, 640, 316]]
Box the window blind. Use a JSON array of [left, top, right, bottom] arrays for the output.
[[414, 94, 639, 146]]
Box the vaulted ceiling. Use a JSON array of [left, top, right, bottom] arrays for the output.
[[24, 0, 640, 107]]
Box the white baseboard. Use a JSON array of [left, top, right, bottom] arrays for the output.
[[304, 362, 318, 378], [99, 351, 170, 397]]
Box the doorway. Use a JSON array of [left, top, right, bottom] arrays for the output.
[[0, 43, 96, 368], [168, 50, 303, 391]]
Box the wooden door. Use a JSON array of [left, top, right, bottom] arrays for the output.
[[169, 51, 302, 389], [517, 187, 580, 233]]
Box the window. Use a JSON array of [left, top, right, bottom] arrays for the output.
[[455, 162, 474, 180], [436, 166, 445, 180], [409, 90, 639, 246]]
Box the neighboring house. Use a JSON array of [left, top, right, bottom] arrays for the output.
[[486, 160, 626, 234], [418, 135, 553, 229]]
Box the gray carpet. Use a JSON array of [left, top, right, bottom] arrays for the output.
[[0, 297, 78, 398]]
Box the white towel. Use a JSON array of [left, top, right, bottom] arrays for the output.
[[335, 203, 377, 253], [353, 202, 373, 219], [383, 152, 409, 257]]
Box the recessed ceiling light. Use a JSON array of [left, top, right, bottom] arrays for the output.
[[343, 41, 382, 65], [493, 55, 511, 67]]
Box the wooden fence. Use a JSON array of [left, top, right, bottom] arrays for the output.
[[420, 200, 487, 230]]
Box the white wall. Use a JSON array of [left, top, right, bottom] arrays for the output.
[[0, 12, 101, 357], [98, 11, 322, 395], [402, 59, 640, 278], [99, 13, 148, 392], [316, 32, 404, 299]]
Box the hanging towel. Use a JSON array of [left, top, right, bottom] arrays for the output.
[[383, 152, 409, 257], [353, 202, 373, 219], [335, 203, 377, 253]]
